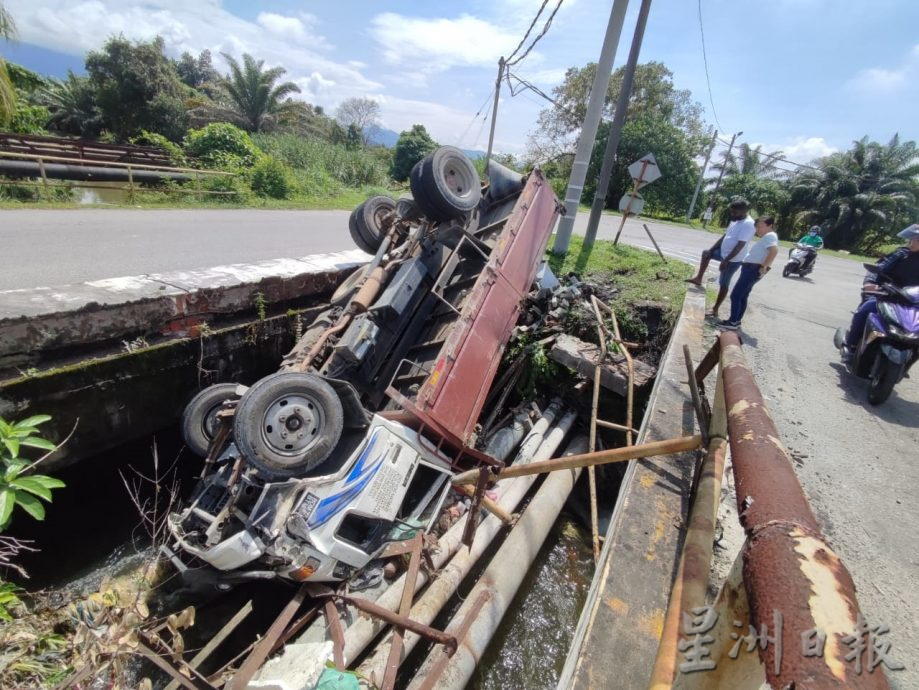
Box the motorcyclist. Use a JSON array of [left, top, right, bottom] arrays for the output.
[[796, 226, 824, 271], [841, 223, 919, 362]]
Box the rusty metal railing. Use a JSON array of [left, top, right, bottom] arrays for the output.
[[650, 332, 890, 689]]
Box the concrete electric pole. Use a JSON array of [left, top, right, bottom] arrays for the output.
[[551, 0, 631, 255], [584, 0, 654, 248]]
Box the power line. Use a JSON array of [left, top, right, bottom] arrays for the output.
[[455, 91, 495, 148], [714, 137, 824, 172], [697, 0, 724, 133], [506, 0, 550, 64], [506, 0, 565, 67]]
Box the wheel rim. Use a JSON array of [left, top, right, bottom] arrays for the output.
[[371, 204, 392, 232], [202, 403, 223, 440], [442, 154, 478, 202], [259, 392, 326, 461]]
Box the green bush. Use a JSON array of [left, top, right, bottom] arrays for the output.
[[131, 130, 187, 166], [184, 123, 262, 168], [249, 155, 293, 199], [252, 133, 389, 188]]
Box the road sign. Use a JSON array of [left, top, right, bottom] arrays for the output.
[[618, 191, 645, 215], [627, 153, 661, 189], [702, 208, 713, 221]]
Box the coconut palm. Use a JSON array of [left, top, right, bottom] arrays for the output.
[[39, 71, 103, 137], [790, 135, 919, 249], [1, 2, 18, 126], [218, 53, 305, 132], [712, 143, 785, 180]]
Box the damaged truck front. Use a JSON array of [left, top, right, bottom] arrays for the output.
[[164, 148, 563, 587]]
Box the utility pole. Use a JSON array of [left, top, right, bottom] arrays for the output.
[[484, 57, 505, 169], [552, 0, 631, 254], [701, 130, 742, 229], [686, 129, 717, 223], [584, 0, 653, 247]]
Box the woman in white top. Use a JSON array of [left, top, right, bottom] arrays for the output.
[[719, 217, 779, 329]]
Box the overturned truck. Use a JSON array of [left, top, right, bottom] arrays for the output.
[[164, 147, 563, 586]]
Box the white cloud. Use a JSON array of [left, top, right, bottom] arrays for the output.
[[846, 44, 919, 97], [4, 0, 378, 107], [369, 12, 522, 74], [766, 137, 837, 165]]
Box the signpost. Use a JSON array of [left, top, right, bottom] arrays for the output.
[[613, 153, 660, 245]]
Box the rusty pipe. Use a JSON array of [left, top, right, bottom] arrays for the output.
[[718, 331, 888, 689], [350, 265, 388, 313]]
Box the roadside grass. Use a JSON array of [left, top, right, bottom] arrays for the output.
[[547, 234, 692, 343]]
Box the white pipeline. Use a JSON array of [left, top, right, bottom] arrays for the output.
[[407, 434, 590, 690], [357, 409, 579, 683]]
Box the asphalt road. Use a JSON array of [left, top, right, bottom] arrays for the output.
[[1, 207, 916, 685]]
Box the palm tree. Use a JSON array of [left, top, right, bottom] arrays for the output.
[[713, 143, 785, 180], [218, 53, 305, 132], [39, 71, 103, 137], [791, 135, 919, 249], [1, 2, 18, 126]]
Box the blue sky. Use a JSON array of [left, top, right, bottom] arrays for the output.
[[1, 0, 916, 167]]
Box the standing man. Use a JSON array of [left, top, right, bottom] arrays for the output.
[[685, 197, 756, 319]]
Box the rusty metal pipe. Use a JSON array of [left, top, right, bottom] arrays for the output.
[[718, 331, 888, 689], [350, 265, 387, 313]]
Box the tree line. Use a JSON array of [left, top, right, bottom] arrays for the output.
[[527, 61, 918, 252], [2, 9, 915, 249]]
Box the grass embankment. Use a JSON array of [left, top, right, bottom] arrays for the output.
[[547, 234, 693, 345]]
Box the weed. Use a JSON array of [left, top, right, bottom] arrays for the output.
[[253, 291, 267, 321], [121, 336, 150, 353]]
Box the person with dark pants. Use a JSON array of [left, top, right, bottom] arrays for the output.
[[686, 197, 756, 319], [719, 217, 779, 330], [842, 224, 919, 361]]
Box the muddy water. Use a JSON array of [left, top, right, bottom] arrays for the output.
[[470, 516, 595, 690]]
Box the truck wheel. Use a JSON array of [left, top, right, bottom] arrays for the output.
[[411, 146, 481, 221], [350, 196, 395, 253], [867, 356, 899, 405], [331, 266, 367, 307], [234, 372, 344, 477], [181, 383, 239, 457]]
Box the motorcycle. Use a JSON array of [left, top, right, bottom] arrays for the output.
[[834, 264, 919, 405], [783, 242, 818, 278]]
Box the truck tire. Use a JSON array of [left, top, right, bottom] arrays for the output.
[[411, 146, 481, 221], [350, 196, 395, 253], [181, 383, 239, 457], [331, 266, 367, 307], [234, 372, 344, 477]]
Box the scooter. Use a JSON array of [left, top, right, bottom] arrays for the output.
[[834, 264, 919, 405], [783, 243, 818, 278]]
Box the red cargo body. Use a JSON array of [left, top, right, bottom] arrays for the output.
[[387, 170, 561, 456]]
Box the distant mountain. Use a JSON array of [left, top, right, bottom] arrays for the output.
[[365, 125, 485, 160]]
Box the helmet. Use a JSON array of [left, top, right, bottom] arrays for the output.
[[897, 223, 919, 241], [809, 226, 820, 234]]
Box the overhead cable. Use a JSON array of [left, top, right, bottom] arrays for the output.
[[697, 0, 724, 133], [506, 0, 565, 67]]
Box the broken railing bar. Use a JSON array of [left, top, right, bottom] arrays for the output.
[[451, 435, 703, 485], [588, 295, 607, 563], [326, 599, 346, 670], [718, 331, 888, 690], [137, 640, 217, 690], [225, 584, 310, 690], [642, 223, 667, 261], [382, 533, 425, 690], [308, 587, 458, 651], [164, 600, 254, 690], [454, 483, 515, 524], [414, 591, 491, 690], [683, 344, 711, 443], [649, 371, 728, 689], [595, 418, 639, 435], [693, 338, 720, 387], [462, 466, 492, 547]]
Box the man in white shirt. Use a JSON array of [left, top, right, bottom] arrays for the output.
[[685, 197, 756, 318]]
